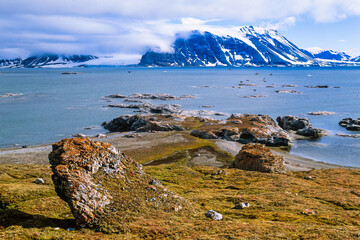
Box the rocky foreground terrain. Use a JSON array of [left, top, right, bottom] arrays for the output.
[[0, 113, 359, 239]]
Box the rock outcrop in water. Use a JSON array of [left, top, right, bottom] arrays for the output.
[[102, 114, 292, 147], [48, 138, 189, 231], [191, 114, 291, 147], [106, 93, 196, 101], [232, 143, 286, 174], [102, 114, 185, 132], [276, 115, 324, 138], [339, 118, 360, 131]]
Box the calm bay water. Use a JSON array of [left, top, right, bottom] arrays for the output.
[[0, 67, 359, 166]]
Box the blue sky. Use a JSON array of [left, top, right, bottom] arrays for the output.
[[0, 0, 360, 63]]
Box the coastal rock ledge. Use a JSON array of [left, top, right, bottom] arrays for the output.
[[49, 138, 189, 232]]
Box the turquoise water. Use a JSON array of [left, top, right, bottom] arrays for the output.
[[0, 67, 359, 166]]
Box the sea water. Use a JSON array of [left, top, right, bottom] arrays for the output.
[[0, 67, 359, 166]]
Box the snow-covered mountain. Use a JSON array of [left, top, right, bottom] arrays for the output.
[[351, 56, 360, 62], [1, 27, 360, 68], [0, 54, 97, 68], [139, 26, 360, 67], [140, 26, 315, 67], [304, 48, 352, 61]]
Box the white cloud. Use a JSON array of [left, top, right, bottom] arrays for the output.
[[264, 17, 296, 30], [0, 0, 360, 60]]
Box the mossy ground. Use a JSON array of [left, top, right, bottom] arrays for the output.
[[1, 136, 360, 239]]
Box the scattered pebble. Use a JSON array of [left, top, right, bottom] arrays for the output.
[[96, 133, 106, 138], [350, 190, 360, 197], [301, 209, 317, 216], [205, 210, 223, 220], [72, 133, 86, 138], [34, 178, 45, 184], [172, 205, 182, 212], [235, 202, 250, 209]]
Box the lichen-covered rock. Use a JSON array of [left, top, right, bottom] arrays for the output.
[[49, 138, 189, 231], [191, 114, 291, 147], [232, 143, 286, 174]]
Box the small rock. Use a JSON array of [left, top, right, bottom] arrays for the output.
[[275, 90, 301, 94], [205, 210, 222, 220], [339, 118, 360, 131], [301, 209, 317, 216], [235, 202, 250, 209], [350, 190, 360, 197], [34, 178, 45, 184], [95, 133, 106, 138], [307, 111, 335, 116], [296, 126, 323, 138], [72, 133, 86, 138], [124, 133, 139, 138], [172, 205, 182, 212], [107, 146, 119, 155], [0, 93, 23, 98], [305, 85, 329, 88], [304, 176, 313, 180]]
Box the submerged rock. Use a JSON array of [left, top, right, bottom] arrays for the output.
[[232, 143, 286, 174], [105, 93, 196, 101], [307, 111, 335, 115], [49, 138, 188, 231], [0, 93, 23, 98], [275, 90, 301, 94], [305, 85, 329, 88]]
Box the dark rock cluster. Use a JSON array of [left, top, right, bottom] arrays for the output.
[[276, 116, 323, 138], [339, 118, 360, 131]]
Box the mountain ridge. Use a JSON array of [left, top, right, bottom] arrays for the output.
[[1, 26, 359, 68], [139, 26, 360, 67], [0, 54, 97, 68]]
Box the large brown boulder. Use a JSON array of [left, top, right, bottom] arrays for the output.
[[232, 143, 285, 174], [49, 138, 189, 232]]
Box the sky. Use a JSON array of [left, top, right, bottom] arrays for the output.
[[0, 0, 360, 64]]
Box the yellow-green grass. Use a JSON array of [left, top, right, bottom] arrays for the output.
[[1, 148, 360, 239]]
